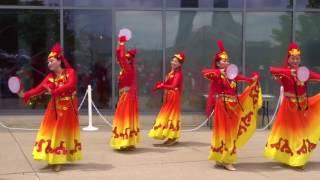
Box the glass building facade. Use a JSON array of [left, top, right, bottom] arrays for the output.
[[1, 0, 320, 113]]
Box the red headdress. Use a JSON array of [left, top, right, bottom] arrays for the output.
[[173, 52, 186, 64], [284, 42, 301, 67], [213, 40, 229, 69], [48, 43, 71, 68], [127, 48, 137, 63]]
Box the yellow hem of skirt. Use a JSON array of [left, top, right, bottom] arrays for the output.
[[148, 129, 180, 140], [264, 149, 311, 167], [208, 152, 237, 164], [110, 137, 140, 149], [32, 153, 82, 164]]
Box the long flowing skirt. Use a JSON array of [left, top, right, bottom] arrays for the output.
[[208, 81, 262, 164], [149, 90, 181, 140], [33, 97, 82, 164], [110, 90, 140, 149], [264, 94, 320, 166]]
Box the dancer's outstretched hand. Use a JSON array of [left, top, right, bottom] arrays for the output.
[[152, 81, 164, 92], [251, 72, 260, 82], [17, 90, 24, 98]]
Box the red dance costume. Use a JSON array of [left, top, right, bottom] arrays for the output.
[[24, 43, 82, 164], [264, 42, 320, 166], [110, 36, 140, 149], [149, 53, 185, 140], [203, 40, 262, 164]]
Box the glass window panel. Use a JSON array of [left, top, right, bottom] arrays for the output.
[[246, 12, 292, 100], [296, 12, 320, 94], [64, 10, 112, 109], [166, 0, 243, 8], [115, 0, 162, 8], [115, 11, 163, 111], [213, 0, 243, 8], [166, 0, 202, 8], [166, 11, 242, 111], [63, 0, 113, 7], [246, 0, 292, 8], [0, 10, 60, 110], [0, 0, 60, 6], [297, 0, 320, 9], [64, 0, 162, 8]]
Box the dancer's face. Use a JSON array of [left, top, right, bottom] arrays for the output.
[[217, 59, 229, 69], [288, 55, 301, 69], [171, 57, 181, 70], [48, 57, 62, 72]]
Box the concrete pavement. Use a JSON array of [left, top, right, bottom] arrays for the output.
[[1, 115, 320, 180]]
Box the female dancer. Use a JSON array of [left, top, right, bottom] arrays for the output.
[[202, 40, 262, 171], [265, 42, 320, 168], [18, 43, 82, 171], [110, 35, 140, 150], [149, 52, 185, 146]]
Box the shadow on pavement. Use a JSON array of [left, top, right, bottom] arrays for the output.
[[235, 161, 320, 172], [38, 163, 113, 173], [113, 147, 175, 154]]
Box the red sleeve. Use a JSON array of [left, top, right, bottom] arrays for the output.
[[309, 70, 320, 81], [116, 43, 133, 74], [270, 67, 291, 77], [162, 71, 182, 90], [24, 74, 51, 103], [51, 69, 77, 97], [202, 69, 220, 80], [235, 74, 253, 83]]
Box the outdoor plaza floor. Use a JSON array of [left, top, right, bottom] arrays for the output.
[[0, 115, 320, 180]]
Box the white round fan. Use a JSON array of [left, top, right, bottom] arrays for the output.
[[8, 76, 22, 94], [297, 66, 310, 82], [118, 28, 132, 41], [226, 64, 239, 80]]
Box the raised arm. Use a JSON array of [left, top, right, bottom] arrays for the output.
[[270, 66, 291, 79], [202, 69, 220, 80], [235, 74, 253, 83], [309, 70, 320, 82], [116, 36, 132, 73]]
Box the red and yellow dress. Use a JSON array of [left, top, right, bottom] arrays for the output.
[[24, 68, 82, 164], [149, 68, 183, 140], [264, 67, 320, 166], [202, 69, 262, 164], [110, 42, 139, 149]]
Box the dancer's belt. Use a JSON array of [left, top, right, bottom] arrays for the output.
[[284, 92, 307, 102], [216, 94, 237, 102], [119, 86, 130, 95], [57, 91, 77, 101]]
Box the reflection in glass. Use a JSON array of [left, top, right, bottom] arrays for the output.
[[0, 0, 60, 6], [64, 10, 112, 109], [296, 12, 320, 94], [166, 0, 242, 8], [166, 11, 242, 111], [115, 11, 163, 111], [0, 10, 60, 109], [63, 0, 113, 7], [246, 0, 292, 8], [297, 0, 320, 9], [115, 0, 162, 8], [246, 12, 292, 96], [213, 0, 242, 8]]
